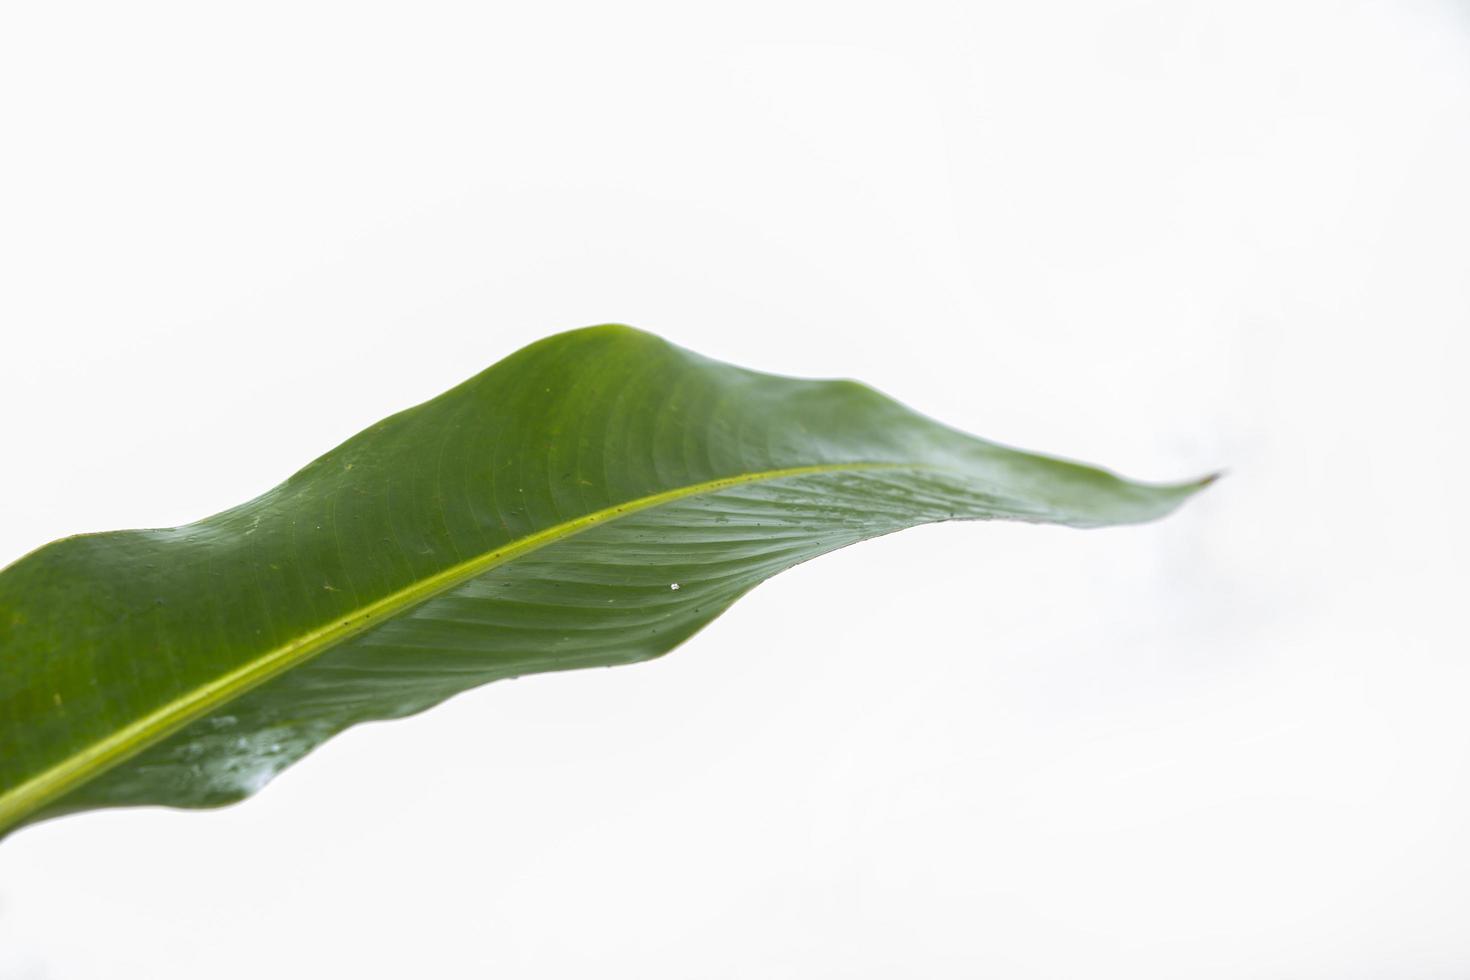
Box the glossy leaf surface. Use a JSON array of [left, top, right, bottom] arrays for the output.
[[0, 325, 1209, 834]]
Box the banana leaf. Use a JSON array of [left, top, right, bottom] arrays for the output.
[[0, 325, 1211, 835]]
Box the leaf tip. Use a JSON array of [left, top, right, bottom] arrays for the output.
[[1187, 470, 1225, 492]]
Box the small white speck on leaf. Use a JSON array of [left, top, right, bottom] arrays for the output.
[[670, 583, 680, 590]]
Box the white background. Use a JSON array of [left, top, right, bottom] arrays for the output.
[[2, 1, 1468, 977]]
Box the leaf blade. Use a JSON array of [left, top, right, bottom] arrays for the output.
[[0, 325, 1210, 833]]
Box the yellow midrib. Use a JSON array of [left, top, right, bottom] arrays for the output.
[[0, 461, 906, 830]]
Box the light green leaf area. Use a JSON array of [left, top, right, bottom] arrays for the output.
[[0, 325, 1210, 834]]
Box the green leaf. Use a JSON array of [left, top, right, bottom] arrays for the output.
[[0, 325, 1211, 835]]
